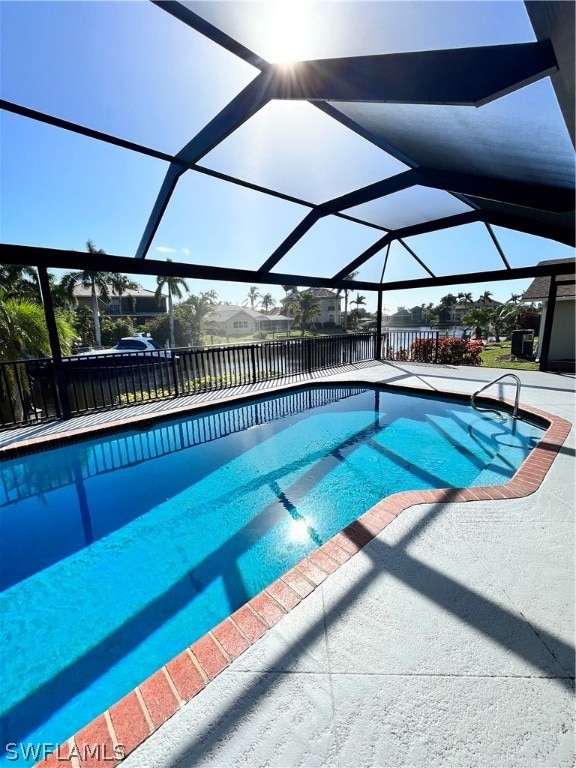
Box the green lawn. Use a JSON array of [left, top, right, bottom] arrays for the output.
[[479, 341, 539, 371]]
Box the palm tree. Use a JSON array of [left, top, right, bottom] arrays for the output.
[[0, 265, 39, 301], [351, 294, 367, 328], [423, 302, 439, 326], [295, 290, 321, 337], [180, 291, 218, 345], [109, 273, 140, 317], [155, 260, 190, 347], [462, 306, 492, 340], [336, 271, 358, 331], [260, 293, 276, 315], [244, 286, 261, 310], [59, 241, 112, 347], [479, 290, 493, 306], [508, 292, 522, 305], [491, 304, 518, 342], [0, 290, 75, 420], [438, 292, 458, 324]]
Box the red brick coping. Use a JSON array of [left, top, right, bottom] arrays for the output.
[[4, 390, 567, 767]]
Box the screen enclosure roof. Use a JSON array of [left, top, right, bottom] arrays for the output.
[[1, 0, 574, 293]]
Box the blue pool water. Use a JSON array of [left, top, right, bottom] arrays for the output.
[[0, 385, 544, 762]]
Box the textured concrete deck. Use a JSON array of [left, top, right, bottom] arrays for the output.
[[5, 361, 575, 767], [119, 363, 574, 768]]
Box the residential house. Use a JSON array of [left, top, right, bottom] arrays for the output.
[[205, 305, 292, 337], [72, 285, 167, 324], [282, 288, 342, 326], [452, 296, 502, 324], [522, 258, 575, 370], [388, 307, 413, 326]]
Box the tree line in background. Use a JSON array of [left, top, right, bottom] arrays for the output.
[[0, 242, 541, 363], [426, 290, 541, 341]]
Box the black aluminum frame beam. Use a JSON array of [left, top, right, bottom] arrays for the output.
[[0, 99, 175, 164], [269, 42, 558, 107], [151, 0, 268, 70], [332, 212, 480, 281], [414, 167, 573, 213], [134, 9, 564, 265], [135, 72, 274, 259], [2, 244, 573, 294]]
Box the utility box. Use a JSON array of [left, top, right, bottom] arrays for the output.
[[511, 329, 534, 358]]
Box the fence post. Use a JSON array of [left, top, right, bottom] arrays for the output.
[[171, 350, 179, 398], [250, 345, 258, 383], [37, 265, 71, 419], [434, 332, 440, 364], [305, 338, 312, 373], [375, 293, 383, 361]]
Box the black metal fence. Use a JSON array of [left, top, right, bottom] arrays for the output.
[[381, 330, 440, 363], [0, 331, 447, 429], [0, 333, 379, 429]]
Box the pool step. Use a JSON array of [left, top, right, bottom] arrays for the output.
[[424, 413, 498, 465]]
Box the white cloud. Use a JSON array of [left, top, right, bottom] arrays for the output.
[[155, 246, 177, 254], [182, 248, 190, 256]]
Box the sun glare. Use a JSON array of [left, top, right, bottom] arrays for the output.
[[289, 517, 312, 543], [267, 1, 311, 64]]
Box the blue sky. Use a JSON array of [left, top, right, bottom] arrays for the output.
[[1, 1, 573, 315]]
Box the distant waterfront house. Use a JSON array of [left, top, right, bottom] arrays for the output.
[[72, 285, 167, 324], [389, 307, 414, 325], [453, 296, 502, 324], [205, 305, 292, 337], [522, 258, 575, 370], [282, 288, 342, 326]]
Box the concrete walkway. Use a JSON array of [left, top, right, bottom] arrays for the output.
[[115, 363, 574, 768]]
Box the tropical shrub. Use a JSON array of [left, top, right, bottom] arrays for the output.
[[100, 317, 135, 347], [411, 338, 436, 363], [437, 337, 482, 365], [411, 337, 482, 366], [0, 292, 76, 421]]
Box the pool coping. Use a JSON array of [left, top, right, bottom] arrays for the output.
[[8, 383, 569, 768]]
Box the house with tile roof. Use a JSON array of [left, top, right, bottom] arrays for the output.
[[205, 305, 293, 337], [522, 258, 575, 370], [281, 288, 342, 327]]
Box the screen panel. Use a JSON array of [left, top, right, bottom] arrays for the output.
[[149, 170, 308, 271], [184, 1, 534, 62], [1, 1, 258, 154], [346, 186, 473, 230], [1, 111, 167, 256], [402, 223, 504, 276], [333, 79, 574, 189], [270, 215, 383, 279], [490, 227, 576, 268], [199, 101, 408, 204]]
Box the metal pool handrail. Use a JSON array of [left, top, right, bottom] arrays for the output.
[[471, 373, 521, 419]]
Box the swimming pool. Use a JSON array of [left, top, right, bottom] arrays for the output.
[[0, 384, 545, 763]]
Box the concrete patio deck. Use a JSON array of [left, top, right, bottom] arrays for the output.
[[3, 361, 575, 767], [118, 363, 574, 768]]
